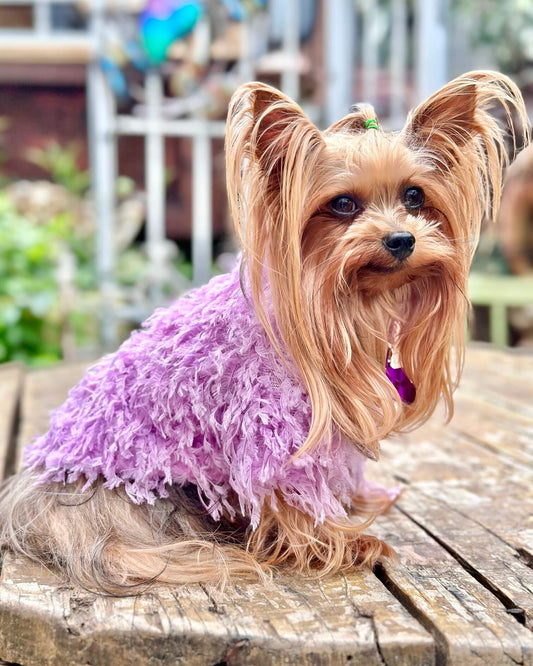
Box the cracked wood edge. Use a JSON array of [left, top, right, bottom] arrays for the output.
[[381, 414, 533, 561], [393, 489, 533, 629], [0, 364, 23, 482], [371, 509, 533, 666], [373, 351, 533, 652], [0, 553, 434, 666]]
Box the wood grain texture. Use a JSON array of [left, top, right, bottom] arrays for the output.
[[15, 361, 89, 471], [372, 510, 533, 666], [0, 364, 22, 482], [372, 344, 533, 662], [1, 345, 532, 665], [0, 553, 433, 666]]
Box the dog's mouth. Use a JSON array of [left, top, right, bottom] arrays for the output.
[[354, 258, 420, 292], [362, 255, 415, 276], [365, 261, 405, 274]]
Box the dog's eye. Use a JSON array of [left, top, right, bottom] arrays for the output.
[[329, 195, 360, 217], [403, 186, 425, 210]]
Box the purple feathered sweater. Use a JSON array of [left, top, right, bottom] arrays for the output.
[[24, 266, 394, 528]]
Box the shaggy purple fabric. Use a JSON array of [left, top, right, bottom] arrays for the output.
[[24, 266, 394, 528]]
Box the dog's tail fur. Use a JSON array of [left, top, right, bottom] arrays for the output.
[[0, 469, 394, 594]]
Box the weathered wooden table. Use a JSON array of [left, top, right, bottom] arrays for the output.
[[0, 344, 532, 665]]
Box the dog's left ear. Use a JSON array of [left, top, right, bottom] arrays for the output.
[[402, 71, 530, 171], [403, 79, 477, 153]]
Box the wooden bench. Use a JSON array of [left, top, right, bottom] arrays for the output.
[[469, 272, 533, 346], [0, 345, 532, 665]]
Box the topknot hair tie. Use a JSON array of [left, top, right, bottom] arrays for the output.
[[365, 118, 379, 130]]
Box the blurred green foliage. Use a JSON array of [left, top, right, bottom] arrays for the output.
[[26, 141, 90, 196], [0, 139, 216, 366], [0, 192, 96, 365], [455, 0, 533, 77]]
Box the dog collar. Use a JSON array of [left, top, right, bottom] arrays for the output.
[[385, 349, 416, 404]]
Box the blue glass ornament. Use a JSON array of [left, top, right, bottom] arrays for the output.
[[139, 0, 203, 65]]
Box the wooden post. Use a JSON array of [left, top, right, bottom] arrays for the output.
[[192, 125, 213, 287], [415, 0, 449, 101], [389, 0, 408, 125], [87, 0, 118, 350], [145, 68, 168, 303], [323, 0, 356, 126]]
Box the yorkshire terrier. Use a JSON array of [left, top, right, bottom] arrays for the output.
[[0, 71, 529, 593]]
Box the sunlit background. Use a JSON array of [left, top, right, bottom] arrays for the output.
[[0, 0, 532, 364]]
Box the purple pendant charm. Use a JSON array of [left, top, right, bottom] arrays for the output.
[[386, 350, 416, 404]]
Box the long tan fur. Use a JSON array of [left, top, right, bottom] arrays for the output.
[[0, 71, 529, 593], [0, 468, 393, 593]]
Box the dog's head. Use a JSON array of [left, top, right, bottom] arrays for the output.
[[225, 72, 530, 458]]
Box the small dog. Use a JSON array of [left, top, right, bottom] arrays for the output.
[[0, 71, 529, 593]]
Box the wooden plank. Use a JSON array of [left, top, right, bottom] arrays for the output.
[[381, 416, 533, 576], [0, 41, 92, 65], [0, 364, 23, 482], [380, 419, 533, 554], [2, 347, 532, 664], [374, 349, 533, 643], [452, 390, 533, 465], [372, 509, 533, 665], [391, 488, 533, 628], [463, 344, 533, 373], [0, 553, 434, 666], [15, 362, 89, 470], [460, 347, 533, 389], [459, 374, 533, 417], [448, 346, 533, 464]]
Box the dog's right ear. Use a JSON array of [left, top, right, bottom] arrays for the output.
[[251, 84, 320, 166], [226, 83, 323, 200]]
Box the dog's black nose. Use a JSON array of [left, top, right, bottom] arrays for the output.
[[382, 232, 415, 260]]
